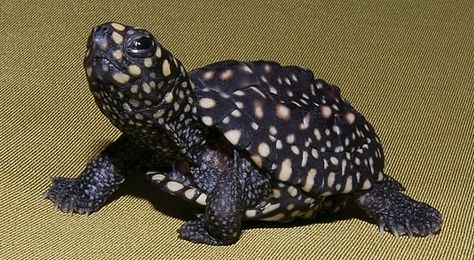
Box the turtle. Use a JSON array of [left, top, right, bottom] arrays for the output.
[[45, 22, 442, 245]]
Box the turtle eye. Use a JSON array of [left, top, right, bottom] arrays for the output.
[[126, 36, 156, 58]]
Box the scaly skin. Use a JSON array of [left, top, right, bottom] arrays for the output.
[[46, 22, 442, 245]]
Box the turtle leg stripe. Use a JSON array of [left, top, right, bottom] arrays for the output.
[[146, 170, 207, 206]]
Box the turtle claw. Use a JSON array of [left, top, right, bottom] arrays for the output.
[[357, 185, 442, 237], [45, 177, 103, 216]]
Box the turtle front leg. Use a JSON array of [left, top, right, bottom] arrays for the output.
[[179, 168, 244, 245], [45, 135, 150, 215]]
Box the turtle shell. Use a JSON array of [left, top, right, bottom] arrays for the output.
[[189, 60, 384, 196]]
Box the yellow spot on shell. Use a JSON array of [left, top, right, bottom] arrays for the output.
[[279, 159, 292, 181], [327, 172, 336, 188], [201, 116, 213, 126], [203, 71, 215, 80], [346, 112, 356, 125], [224, 129, 242, 145], [276, 104, 291, 121], [220, 69, 233, 80], [258, 142, 270, 157], [342, 176, 353, 193], [251, 154, 263, 168], [302, 169, 317, 192], [199, 98, 217, 109], [321, 105, 332, 118], [162, 59, 171, 77]]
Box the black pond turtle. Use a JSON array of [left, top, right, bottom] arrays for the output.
[[45, 22, 442, 245]]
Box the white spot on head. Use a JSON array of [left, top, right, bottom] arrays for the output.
[[224, 129, 242, 145], [155, 47, 162, 58], [111, 31, 123, 44], [164, 92, 173, 103], [130, 99, 140, 107], [162, 60, 171, 77], [112, 50, 123, 60], [86, 67, 92, 77], [153, 109, 165, 118], [111, 23, 125, 31], [330, 156, 339, 165], [144, 58, 153, 68], [113, 73, 130, 84], [128, 65, 141, 76]]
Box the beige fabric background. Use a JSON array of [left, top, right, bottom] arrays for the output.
[[1, 0, 473, 259]]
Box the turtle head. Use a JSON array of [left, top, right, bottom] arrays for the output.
[[84, 22, 192, 131]]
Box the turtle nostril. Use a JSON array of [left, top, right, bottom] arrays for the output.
[[94, 25, 110, 36]]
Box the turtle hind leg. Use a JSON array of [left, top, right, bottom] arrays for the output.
[[355, 184, 442, 237]]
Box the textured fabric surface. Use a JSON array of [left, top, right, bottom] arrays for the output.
[[1, 0, 473, 259]]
